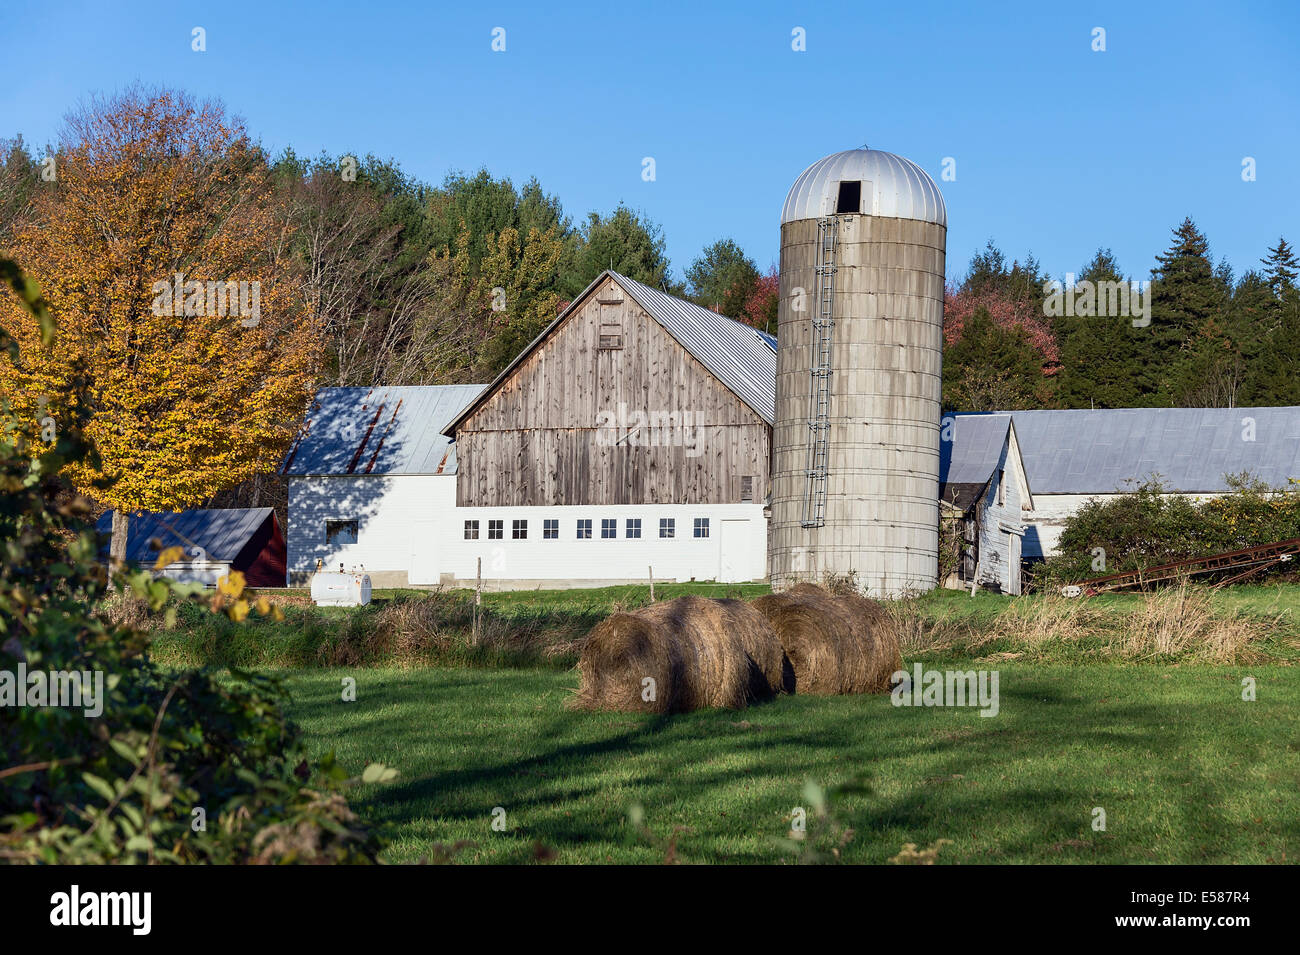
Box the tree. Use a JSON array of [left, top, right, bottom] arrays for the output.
[[420, 222, 566, 382], [1052, 249, 1159, 407], [425, 169, 571, 277], [0, 136, 39, 244], [1149, 218, 1227, 400], [564, 204, 674, 297], [686, 238, 758, 317], [273, 151, 436, 387], [942, 307, 1045, 411], [1261, 236, 1299, 298], [0, 87, 320, 564], [738, 265, 779, 333]]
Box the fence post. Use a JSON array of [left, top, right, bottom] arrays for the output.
[[474, 556, 482, 645], [648, 565, 655, 603]]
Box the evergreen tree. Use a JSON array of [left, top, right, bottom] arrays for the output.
[[942, 307, 1044, 411], [686, 238, 758, 316], [564, 204, 674, 296], [1053, 249, 1159, 407], [1149, 218, 1227, 402], [1262, 236, 1299, 297]]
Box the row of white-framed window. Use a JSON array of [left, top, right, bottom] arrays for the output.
[[463, 517, 711, 541]]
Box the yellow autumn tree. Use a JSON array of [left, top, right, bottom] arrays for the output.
[[0, 87, 319, 561]]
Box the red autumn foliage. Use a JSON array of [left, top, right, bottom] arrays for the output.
[[943, 283, 1060, 372]]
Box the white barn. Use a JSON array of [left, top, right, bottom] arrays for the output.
[[283, 271, 774, 588]]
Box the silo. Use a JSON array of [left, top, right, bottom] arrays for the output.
[[768, 148, 947, 598]]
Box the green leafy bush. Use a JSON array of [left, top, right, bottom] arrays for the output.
[[0, 260, 389, 864], [1042, 475, 1300, 584]]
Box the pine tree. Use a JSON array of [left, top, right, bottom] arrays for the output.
[[1150, 218, 1228, 402], [1053, 249, 1157, 407], [1262, 236, 1299, 297]]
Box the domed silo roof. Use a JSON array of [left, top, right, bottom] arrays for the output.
[[780, 148, 947, 227]]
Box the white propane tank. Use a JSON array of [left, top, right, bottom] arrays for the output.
[[311, 572, 372, 607]]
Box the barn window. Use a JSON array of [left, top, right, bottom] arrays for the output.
[[601, 518, 617, 539], [693, 518, 710, 538], [325, 520, 358, 546], [512, 519, 528, 540], [836, 180, 862, 214], [543, 519, 559, 539], [576, 519, 592, 539], [488, 519, 503, 540], [660, 518, 675, 539], [598, 301, 623, 349], [740, 476, 754, 502], [463, 520, 479, 540], [626, 518, 641, 539]]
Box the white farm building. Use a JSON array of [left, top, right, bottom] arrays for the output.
[[280, 270, 1300, 593], [283, 271, 775, 588]]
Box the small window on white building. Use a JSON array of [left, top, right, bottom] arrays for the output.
[[577, 519, 592, 539], [543, 519, 559, 539], [326, 520, 358, 546], [512, 519, 527, 540], [660, 518, 675, 539], [601, 518, 617, 539], [694, 518, 710, 538], [488, 519, 503, 540], [626, 518, 641, 539], [464, 520, 479, 540]]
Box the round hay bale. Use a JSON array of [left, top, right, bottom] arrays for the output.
[[715, 597, 790, 697], [572, 596, 778, 713], [752, 583, 899, 694]]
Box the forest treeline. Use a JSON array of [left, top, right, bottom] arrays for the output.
[[4, 104, 1295, 411]]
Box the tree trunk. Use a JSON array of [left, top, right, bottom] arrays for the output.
[[110, 509, 129, 574]]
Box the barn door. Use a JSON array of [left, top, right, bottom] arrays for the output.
[[718, 519, 750, 583], [408, 520, 441, 586]]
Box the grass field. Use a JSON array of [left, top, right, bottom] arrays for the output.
[[277, 662, 1299, 864]]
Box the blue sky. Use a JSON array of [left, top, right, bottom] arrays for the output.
[[4, 0, 1297, 285]]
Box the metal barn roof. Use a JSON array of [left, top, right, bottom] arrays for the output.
[[443, 271, 777, 433], [781, 148, 948, 227], [95, 507, 275, 564], [615, 273, 777, 424], [940, 414, 1012, 485], [283, 384, 485, 476], [956, 407, 1300, 494]]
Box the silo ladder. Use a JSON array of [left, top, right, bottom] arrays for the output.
[[802, 215, 838, 528]]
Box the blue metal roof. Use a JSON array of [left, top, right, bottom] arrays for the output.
[[940, 414, 1011, 485], [95, 508, 275, 563], [954, 407, 1300, 494], [283, 384, 485, 476]]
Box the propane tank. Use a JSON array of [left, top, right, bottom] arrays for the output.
[[311, 572, 372, 607]]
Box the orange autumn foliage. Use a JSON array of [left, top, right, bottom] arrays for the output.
[[0, 87, 319, 513]]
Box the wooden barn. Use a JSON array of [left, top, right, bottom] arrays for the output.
[[283, 271, 775, 588], [96, 507, 286, 588]]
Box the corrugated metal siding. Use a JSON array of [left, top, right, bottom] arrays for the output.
[[95, 508, 274, 563], [962, 407, 1300, 494], [615, 273, 777, 425], [283, 384, 485, 476]]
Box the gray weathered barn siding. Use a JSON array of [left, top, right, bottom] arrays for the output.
[[450, 273, 773, 507]]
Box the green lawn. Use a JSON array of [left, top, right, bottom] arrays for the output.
[[277, 663, 1300, 864]]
